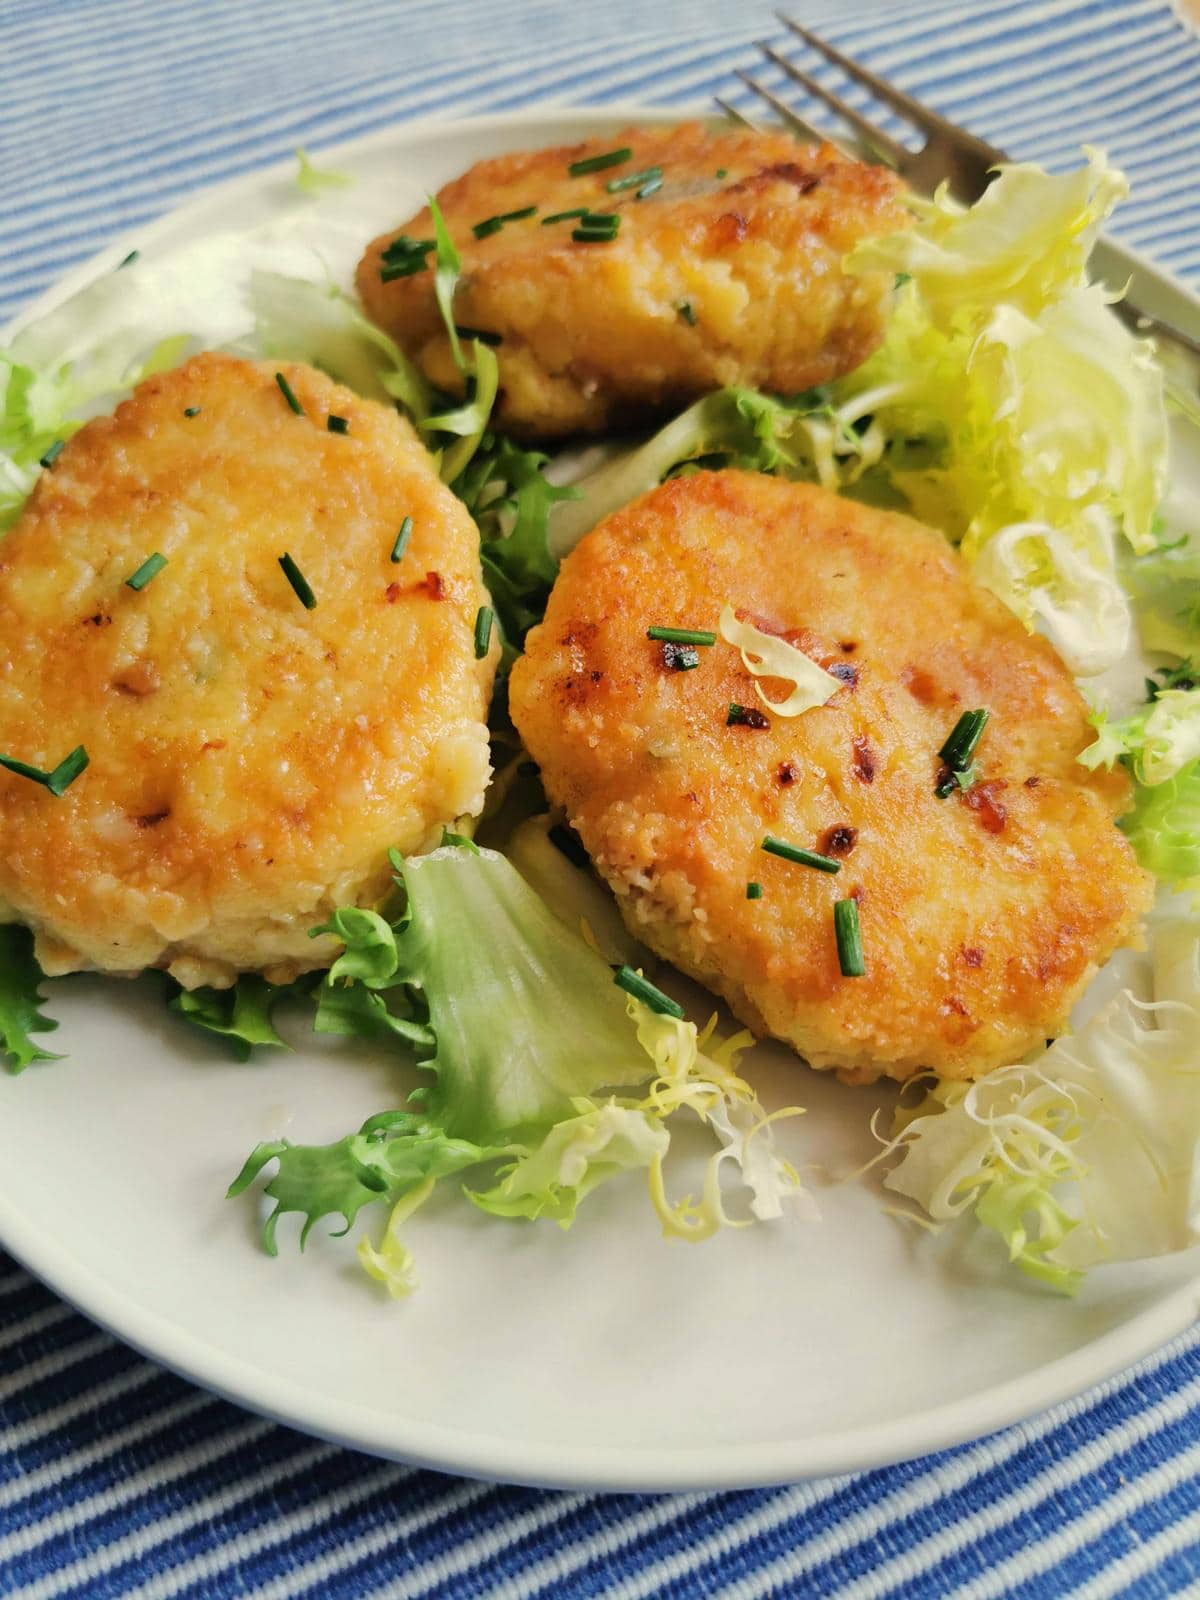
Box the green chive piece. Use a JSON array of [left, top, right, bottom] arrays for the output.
[[275, 372, 304, 415], [0, 754, 51, 786], [676, 301, 697, 326], [661, 643, 700, 671], [939, 708, 989, 768], [474, 604, 494, 659], [471, 205, 537, 238], [183, 406, 201, 417], [727, 703, 769, 728], [568, 147, 633, 177], [279, 552, 316, 609], [0, 746, 88, 796], [541, 208, 591, 225], [46, 745, 89, 796], [716, 168, 728, 179], [380, 234, 435, 280], [747, 882, 763, 900], [613, 964, 684, 1019], [118, 249, 140, 268], [391, 516, 413, 564], [605, 165, 662, 193], [647, 626, 716, 646], [327, 414, 349, 434], [39, 439, 65, 469], [895, 272, 912, 289], [761, 834, 841, 874], [636, 175, 664, 199], [125, 552, 168, 591], [572, 218, 621, 243], [834, 897, 865, 977], [454, 325, 503, 347]]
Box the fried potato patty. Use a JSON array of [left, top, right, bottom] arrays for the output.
[[0, 352, 497, 988], [357, 122, 909, 440], [510, 471, 1151, 1083]]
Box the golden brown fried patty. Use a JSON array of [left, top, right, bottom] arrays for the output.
[[0, 352, 497, 988], [509, 471, 1151, 1083], [357, 122, 909, 440]]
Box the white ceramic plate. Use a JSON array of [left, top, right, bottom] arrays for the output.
[[3, 108, 1200, 1495]]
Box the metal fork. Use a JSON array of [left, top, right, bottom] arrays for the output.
[[722, 16, 1200, 362]]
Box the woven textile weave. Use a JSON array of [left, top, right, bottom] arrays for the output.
[[2, 1, 1200, 1594]]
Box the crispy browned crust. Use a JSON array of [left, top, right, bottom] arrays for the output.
[[509, 470, 1151, 1083], [357, 122, 910, 440], [0, 352, 497, 986]]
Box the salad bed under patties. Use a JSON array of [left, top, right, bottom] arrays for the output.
[[510, 469, 1153, 1084], [356, 121, 909, 440], [0, 351, 498, 989]]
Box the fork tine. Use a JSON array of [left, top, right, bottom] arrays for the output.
[[756, 43, 908, 168], [714, 95, 763, 131], [733, 70, 839, 148], [776, 15, 1005, 161]]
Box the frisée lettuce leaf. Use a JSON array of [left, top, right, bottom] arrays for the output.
[[882, 911, 1200, 1292], [229, 844, 803, 1293], [0, 925, 62, 1074]]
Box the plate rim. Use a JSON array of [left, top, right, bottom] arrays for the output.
[[3, 103, 1200, 1494]]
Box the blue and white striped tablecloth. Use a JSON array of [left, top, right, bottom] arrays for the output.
[[3, 1, 1200, 1594]]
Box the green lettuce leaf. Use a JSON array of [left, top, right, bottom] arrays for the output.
[[1120, 764, 1200, 889], [1079, 688, 1200, 786], [882, 911, 1200, 1292], [229, 844, 803, 1291], [294, 147, 353, 197], [0, 925, 62, 1074], [170, 975, 291, 1062], [247, 269, 432, 418], [455, 436, 582, 643]]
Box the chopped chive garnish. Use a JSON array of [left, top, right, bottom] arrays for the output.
[[454, 325, 503, 346], [605, 165, 662, 193], [279, 552, 316, 609], [275, 372, 304, 415], [747, 882, 763, 900], [118, 249, 140, 268], [935, 709, 989, 795], [391, 516, 413, 564], [39, 439, 64, 469], [661, 642, 700, 671], [727, 703, 770, 729], [676, 301, 697, 325], [474, 604, 494, 659], [472, 205, 537, 238], [636, 176, 664, 199], [0, 754, 50, 786], [541, 208, 591, 225], [613, 964, 684, 1019], [895, 272, 912, 289], [379, 234, 435, 280], [716, 168, 728, 179], [0, 745, 89, 796], [647, 625, 716, 646], [761, 835, 841, 874], [125, 552, 167, 591], [568, 147, 632, 177], [834, 898, 865, 977], [47, 745, 89, 796], [572, 213, 620, 243], [327, 414, 349, 434], [183, 406, 201, 417]]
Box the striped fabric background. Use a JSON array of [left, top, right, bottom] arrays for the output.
[[2, 0, 1200, 1594]]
